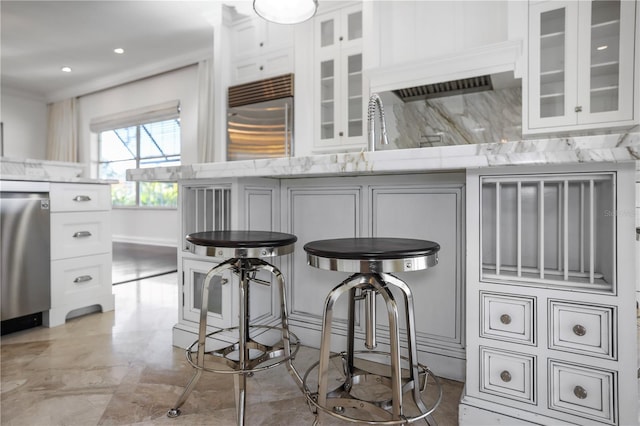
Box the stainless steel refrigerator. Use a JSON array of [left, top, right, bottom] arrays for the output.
[[227, 73, 294, 161]]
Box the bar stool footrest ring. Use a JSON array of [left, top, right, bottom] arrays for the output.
[[185, 324, 300, 375]]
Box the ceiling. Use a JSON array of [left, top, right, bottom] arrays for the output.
[[0, 1, 235, 103]]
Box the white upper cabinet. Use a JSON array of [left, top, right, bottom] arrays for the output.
[[313, 4, 365, 152], [230, 16, 294, 84], [525, 0, 637, 134]]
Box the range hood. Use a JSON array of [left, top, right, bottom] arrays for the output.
[[368, 41, 522, 102], [393, 75, 493, 102]]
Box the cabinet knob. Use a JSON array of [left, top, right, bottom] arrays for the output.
[[259, 66, 264, 71], [573, 324, 587, 336], [575, 106, 583, 113], [500, 370, 512, 382], [259, 42, 264, 47], [500, 314, 512, 325], [339, 36, 344, 41], [339, 131, 344, 137], [573, 385, 588, 399]]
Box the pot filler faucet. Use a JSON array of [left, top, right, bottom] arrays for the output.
[[367, 93, 390, 152]]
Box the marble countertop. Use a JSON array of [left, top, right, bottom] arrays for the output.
[[1, 157, 115, 184], [127, 133, 640, 182]]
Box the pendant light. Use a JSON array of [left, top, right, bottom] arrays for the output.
[[253, 0, 318, 25]]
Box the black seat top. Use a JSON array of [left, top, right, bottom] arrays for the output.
[[303, 238, 440, 260], [187, 230, 297, 248]]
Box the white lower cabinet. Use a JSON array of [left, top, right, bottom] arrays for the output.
[[45, 183, 114, 327], [461, 163, 637, 426]]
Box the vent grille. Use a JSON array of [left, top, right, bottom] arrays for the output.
[[228, 74, 294, 108], [393, 75, 493, 102]]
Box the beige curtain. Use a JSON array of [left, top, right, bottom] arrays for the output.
[[46, 98, 78, 162], [197, 58, 215, 163]]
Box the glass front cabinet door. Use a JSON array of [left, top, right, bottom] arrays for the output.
[[182, 258, 235, 329], [314, 4, 365, 152], [527, 0, 636, 133]]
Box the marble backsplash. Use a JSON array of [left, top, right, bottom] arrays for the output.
[[379, 87, 522, 149]]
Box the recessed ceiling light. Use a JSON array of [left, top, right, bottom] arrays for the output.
[[597, 45, 608, 51], [61, 66, 72, 73], [114, 48, 125, 54]]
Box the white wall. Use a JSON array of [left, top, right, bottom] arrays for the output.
[[77, 65, 200, 169], [0, 89, 47, 159], [77, 65, 201, 247]]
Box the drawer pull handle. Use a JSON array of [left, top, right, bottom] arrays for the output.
[[500, 371, 512, 382], [573, 385, 588, 399], [73, 195, 92, 202], [500, 314, 512, 325], [73, 231, 92, 238], [74, 275, 93, 283], [573, 324, 587, 336]]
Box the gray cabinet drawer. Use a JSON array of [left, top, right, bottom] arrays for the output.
[[548, 360, 615, 423], [481, 292, 535, 344], [549, 300, 615, 359], [479, 346, 536, 404]]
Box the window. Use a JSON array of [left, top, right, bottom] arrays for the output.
[[95, 103, 180, 208]]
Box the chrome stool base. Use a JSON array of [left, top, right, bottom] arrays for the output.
[[303, 351, 441, 425]]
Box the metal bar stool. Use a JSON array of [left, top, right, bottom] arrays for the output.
[[302, 237, 443, 425], [168, 230, 302, 425]]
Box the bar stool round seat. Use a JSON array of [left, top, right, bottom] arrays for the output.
[[168, 230, 301, 425], [302, 237, 442, 425]]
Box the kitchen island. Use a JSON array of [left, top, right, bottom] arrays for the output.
[[128, 133, 639, 425]]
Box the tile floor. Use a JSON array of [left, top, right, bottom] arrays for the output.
[[0, 273, 463, 425]]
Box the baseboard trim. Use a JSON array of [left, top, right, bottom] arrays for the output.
[[112, 235, 177, 247]]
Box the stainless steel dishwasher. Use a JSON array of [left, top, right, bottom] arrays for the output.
[[0, 181, 51, 333]]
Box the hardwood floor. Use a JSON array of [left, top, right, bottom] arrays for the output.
[[112, 242, 177, 284]]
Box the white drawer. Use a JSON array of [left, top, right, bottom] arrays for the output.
[[479, 347, 536, 404], [549, 300, 615, 359], [50, 253, 112, 307], [51, 211, 111, 259], [481, 292, 535, 344], [50, 183, 111, 212], [548, 360, 615, 423]]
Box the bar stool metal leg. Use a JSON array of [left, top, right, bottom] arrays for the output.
[[368, 274, 403, 418], [383, 272, 442, 425], [168, 259, 236, 418], [256, 259, 303, 387]]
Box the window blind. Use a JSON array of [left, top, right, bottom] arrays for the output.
[[89, 100, 180, 133]]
